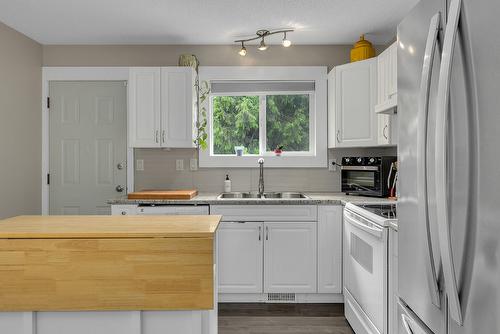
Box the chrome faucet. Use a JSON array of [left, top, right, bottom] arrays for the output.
[[258, 158, 265, 197]]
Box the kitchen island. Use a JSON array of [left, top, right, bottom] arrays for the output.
[[0, 215, 221, 334]]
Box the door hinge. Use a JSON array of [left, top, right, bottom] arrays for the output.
[[47, 173, 50, 185], [47, 97, 50, 109]]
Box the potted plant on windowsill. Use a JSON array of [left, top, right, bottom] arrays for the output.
[[274, 145, 284, 156]]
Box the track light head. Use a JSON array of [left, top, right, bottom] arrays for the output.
[[258, 38, 268, 51], [282, 32, 291, 47], [239, 42, 247, 56]]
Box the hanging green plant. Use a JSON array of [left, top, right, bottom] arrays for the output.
[[194, 80, 210, 150]]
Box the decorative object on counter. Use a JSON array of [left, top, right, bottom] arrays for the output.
[[194, 80, 210, 150], [387, 161, 398, 199], [234, 146, 244, 156], [128, 190, 199, 200], [274, 145, 284, 156], [235, 29, 294, 56], [350, 35, 376, 62], [224, 175, 232, 192], [178, 54, 199, 72]]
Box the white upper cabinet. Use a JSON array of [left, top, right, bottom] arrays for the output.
[[375, 42, 398, 114], [128, 67, 161, 147], [328, 58, 378, 148], [161, 67, 197, 148], [128, 67, 196, 148]]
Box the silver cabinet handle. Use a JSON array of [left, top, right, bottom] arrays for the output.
[[383, 124, 388, 140], [115, 185, 124, 193], [162, 130, 166, 144], [336, 130, 341, 143], [265, 226, 269, 241], [258, 226, 261, 241], [435, 0, 463, 325], [155, 130, 159, 143], [417, 12, 442, 309]]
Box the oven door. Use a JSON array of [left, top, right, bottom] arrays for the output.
[[343, 208, 388, 334], [341, 166, 381, 196]]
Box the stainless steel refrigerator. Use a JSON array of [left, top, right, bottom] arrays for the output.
[[398, 0, 500, 333]]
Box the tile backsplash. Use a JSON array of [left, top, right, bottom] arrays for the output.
[[133, 147, 397, 193]]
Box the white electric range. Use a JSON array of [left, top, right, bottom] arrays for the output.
[[343, 202, 397, 334]]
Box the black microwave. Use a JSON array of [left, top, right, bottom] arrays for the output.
[[341, 156, 397, 197]]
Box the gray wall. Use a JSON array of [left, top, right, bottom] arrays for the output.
[[43, 44, 384, 70], [0, 22, 42, 218], [43, 43, 394, 193]]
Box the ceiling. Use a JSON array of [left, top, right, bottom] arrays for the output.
[[0, 0, 419, 45]]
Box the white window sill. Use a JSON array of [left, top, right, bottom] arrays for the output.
[[198, 154, 327, 168]]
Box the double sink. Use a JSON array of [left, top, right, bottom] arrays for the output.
[[217, 192, 309, 200]]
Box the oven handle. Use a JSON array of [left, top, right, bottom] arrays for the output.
[[341, 166, 379, 171], [344, 210, 384, 239]]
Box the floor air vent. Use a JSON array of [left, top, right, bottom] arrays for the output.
[[267, 293, 296, 302]]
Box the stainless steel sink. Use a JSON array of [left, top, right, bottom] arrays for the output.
[[217, 192, 309, 200], [217, 192, 262, 199], [264, 192, 309, 199]]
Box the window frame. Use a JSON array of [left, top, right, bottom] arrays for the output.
[[199, 66, 327, 168]]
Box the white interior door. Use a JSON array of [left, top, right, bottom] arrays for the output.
[[217, 221, 263, 293], [49, 81, 127, 215], [264, 222, 317, 293]]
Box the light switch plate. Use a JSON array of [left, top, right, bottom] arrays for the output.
[[328, 158, 337, 172], [190, 158, 198, 171], [176, 159, 184, 171], [136, 159, 144, 171]]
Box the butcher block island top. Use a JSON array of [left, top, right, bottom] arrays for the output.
[[0, 215, 221, 312]]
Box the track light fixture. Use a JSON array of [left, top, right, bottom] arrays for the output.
[[258, 37, 268, 51], [238, 41, 247, 56], [235, 29, 293, 55]]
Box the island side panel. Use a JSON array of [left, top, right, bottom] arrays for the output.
[[0, 237, 214, 311]]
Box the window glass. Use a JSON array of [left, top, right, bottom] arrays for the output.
[[266, 94, 310, 152], [212, 96, 259, 155]]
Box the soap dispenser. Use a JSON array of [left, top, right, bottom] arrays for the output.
[[224, 174, 232, 192]]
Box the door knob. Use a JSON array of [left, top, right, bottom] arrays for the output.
[[117, 163, 124, 170], [115, 185, 124, 192]]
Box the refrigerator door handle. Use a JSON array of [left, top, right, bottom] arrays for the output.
[[417, 12, 441, 308], [401, 314, 415, 334], [435, 0, 463, 326], [417, 12, 442, 309]]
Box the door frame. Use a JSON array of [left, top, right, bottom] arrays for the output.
[[42, 67, 134, 215]]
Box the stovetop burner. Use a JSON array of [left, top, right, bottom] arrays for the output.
[[361, 204, 397, 219]]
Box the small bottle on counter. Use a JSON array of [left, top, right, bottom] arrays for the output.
[[224, 174, 232, 192]]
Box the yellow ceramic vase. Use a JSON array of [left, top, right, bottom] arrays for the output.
[[350, 35, 376, 62]]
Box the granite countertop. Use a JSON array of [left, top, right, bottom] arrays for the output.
[[108, 192, 397, 206]]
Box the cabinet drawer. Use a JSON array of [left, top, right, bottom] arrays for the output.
[[211, 205, 317, 222]]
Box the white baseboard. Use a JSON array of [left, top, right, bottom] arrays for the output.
[[219, 293, 344, 303]]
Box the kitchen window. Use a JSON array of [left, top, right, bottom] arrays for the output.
[[199, 67, 327, 167]]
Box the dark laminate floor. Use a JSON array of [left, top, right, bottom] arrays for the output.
[[218, 303, 354, 334]]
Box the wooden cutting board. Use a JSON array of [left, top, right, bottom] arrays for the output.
[[128, 189, 198, 200]]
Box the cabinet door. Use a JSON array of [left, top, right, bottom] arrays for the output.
[[160, 67, 196, 148], [334, 58, 378, 147], [378, 114, 391, 145], [317, 206, 342, 293], [389, 229, 399, 334], [377, 49, 390, 106], [217, 222, 263, 293], [264, 222, 317, 293], [128, 68, 161, 147], [388, 42, 398, 99]]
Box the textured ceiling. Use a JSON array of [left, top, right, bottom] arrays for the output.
[[0, 0, 419, 45]]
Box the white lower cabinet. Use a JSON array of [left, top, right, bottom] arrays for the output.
[[389, 228, 398, 334], [264, 222, 317, 293], [317, 205, 343, 293], [217, 222, 263, 293]]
